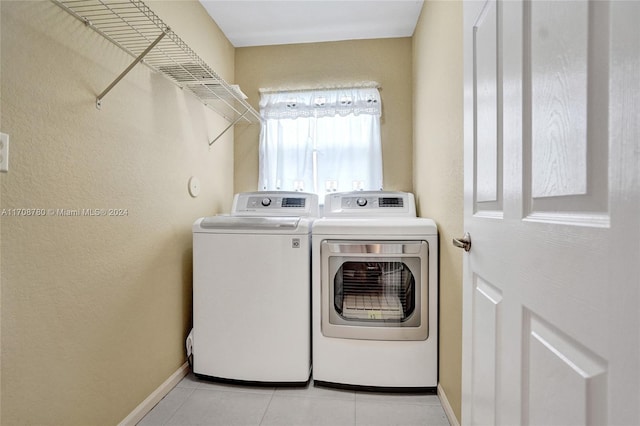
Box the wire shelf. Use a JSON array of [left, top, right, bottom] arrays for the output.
[[51, 0, 261, 131]]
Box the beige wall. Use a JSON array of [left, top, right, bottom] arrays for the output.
[[0, 1, 234, 424], [234, 38, 414, 194], [413, 0, 464, 422], [0, 0, 3, 416]]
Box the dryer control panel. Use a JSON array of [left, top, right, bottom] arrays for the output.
[[324, 191, 416, 217]]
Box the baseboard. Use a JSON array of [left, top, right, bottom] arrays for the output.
[[118, 362, 190, 426], [437, 383, 460, 426]]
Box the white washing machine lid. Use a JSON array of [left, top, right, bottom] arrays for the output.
[[312, 217, 437, 236], [193, 216, 312, 234]]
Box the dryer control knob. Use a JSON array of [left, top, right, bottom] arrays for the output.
[[356, 197, 367, 207], [261, 198, 272, 207]]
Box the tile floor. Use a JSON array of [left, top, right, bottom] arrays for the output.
[[138, 373, 451, 426]]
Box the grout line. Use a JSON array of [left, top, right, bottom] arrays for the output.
[[257, 389, 275, 426], [353, 391, 358, 426], [160, 386, 196, 426]]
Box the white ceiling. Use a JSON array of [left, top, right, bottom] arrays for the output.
[[199, 1, 425, 47]]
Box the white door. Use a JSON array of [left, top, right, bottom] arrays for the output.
[[462, 1, 639, 425]]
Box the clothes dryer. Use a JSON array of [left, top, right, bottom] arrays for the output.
[[312, 191, 438, 390]]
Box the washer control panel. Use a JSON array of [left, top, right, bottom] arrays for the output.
[[247, 196, 307, 209], [232, 191, 319, 217]]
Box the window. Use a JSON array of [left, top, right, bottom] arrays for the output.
[[258, 87, 383, 201]]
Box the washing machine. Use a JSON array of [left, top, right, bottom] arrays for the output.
[[192, 191, 318, 384], [312, 191, 438, 390]]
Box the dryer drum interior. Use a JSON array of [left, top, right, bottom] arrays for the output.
[[334, 261, 416, 322]]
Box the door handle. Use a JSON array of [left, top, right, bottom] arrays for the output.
[[452, 232, 472, 252]]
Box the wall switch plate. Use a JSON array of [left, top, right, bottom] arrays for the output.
[[0, 133, 8, 172]]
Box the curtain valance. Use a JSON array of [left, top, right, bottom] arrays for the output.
[[259, 87, 381, 120]]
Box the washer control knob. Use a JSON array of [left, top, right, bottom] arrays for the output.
[[356, 197, 367, 207], [261, 198, 272, 207]]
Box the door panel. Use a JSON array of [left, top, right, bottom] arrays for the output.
[[474, 0, 500, 206], [463, 1, 639, 425], [470, 275, 502, 425], [529, 0, 589, 199], [524, 0, 610, 220], [524, 312, 607, 426]]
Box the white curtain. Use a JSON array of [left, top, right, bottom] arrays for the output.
[[258, 87, 383, 201]]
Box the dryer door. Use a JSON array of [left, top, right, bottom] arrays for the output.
[[320, 240, 429, 341]]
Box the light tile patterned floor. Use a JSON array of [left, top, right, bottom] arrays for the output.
[[138, 373, 450, 426]]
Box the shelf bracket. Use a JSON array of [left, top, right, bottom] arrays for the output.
[[209, 109, 251, 146], [96, 29, 168, 109]]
